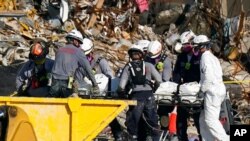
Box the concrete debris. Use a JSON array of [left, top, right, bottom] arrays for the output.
[[0, 0, 250, 123]]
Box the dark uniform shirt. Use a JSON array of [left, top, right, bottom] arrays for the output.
[[173, 53, 200, 84]]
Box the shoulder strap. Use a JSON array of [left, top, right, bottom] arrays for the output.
[[128, 61, 146, 77], [159, 54, 167, 62], [96, 57, 103, 64]]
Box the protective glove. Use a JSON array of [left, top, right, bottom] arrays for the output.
[[153, 82, 161, 93], [116, 87, 127, 99], [91, 85, 100, 96], [197, 91, 205, 99]]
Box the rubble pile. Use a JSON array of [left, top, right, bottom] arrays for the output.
[[0, 0, 250, 122]]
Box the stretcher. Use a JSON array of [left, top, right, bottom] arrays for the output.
[[155, 92, 235, 136], [155, 93, 203, 107]]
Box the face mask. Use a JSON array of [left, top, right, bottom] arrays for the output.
[[182, 44, 193, 53], [193, 50, 200, 56], [87, 55, 93, 63]]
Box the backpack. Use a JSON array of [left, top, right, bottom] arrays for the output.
[[128, 61, 146, 85]]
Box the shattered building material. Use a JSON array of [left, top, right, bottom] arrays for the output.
[[205, 0, 250, 18], [0, 10, 26, 17], [0, 0, 249, 125]]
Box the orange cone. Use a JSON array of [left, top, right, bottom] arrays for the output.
[[168, 106, 177, 135]]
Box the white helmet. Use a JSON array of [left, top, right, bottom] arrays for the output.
[[147, 40, 162, 58], [128, 44, 144, 55], [193, 35, 210, 45], [80, 38, 94, 55], [135, 40, 150, 51], [66, 29, 83, 44], [174, 42, 183, 53], [180, 30, 196, 44]]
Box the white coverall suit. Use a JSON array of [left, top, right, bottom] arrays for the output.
[[199, 51, 229, 141]]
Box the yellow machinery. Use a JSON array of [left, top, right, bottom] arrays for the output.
[[0, 96, 136, 141]]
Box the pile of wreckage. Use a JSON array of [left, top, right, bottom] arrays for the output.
[[0, 0, 250, 123]]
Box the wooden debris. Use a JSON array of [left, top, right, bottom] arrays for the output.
[[87, 0, 104, 29], [0, 10, 26, 17]]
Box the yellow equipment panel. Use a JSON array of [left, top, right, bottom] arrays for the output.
[[0, 97, 136, 141]]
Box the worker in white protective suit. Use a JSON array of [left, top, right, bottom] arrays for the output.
[[193, 35, 229, 141]]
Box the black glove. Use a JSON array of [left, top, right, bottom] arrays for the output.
[[116, 87, 127, 99], [153, 82, 160, 93], [197, 91, 205, 99]]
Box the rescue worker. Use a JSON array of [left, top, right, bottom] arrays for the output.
[[135, 39, 150, 54], [173, 30, 202, 141], [143, 40, 173, 139], [145, 40, 172, 82], [48, 29, 99, 98], [194, 35, 229, 141], [80, 38, 113, 78], [16, 38, 54, 97], [117, 44, 162, 141], [79, 38, 123, 141]]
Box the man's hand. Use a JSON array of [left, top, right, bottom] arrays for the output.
[[91, 85, 100, 96]]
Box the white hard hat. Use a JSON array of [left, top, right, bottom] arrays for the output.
[[66, 29, 84, 44], [147, 40, 162, 58], [135, 40, 150, 51], [174, 42, 183, 53], [128, 44, 144, 55], [80, 38, 94, 55], [180, 30, 196, 44], [193, 35, 210, 45]]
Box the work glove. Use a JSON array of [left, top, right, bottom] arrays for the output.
[[116, 87, 127, 99], [91, 85, 100, 96], [197, 90, 205, 99], [153, 82, 161, 93]]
